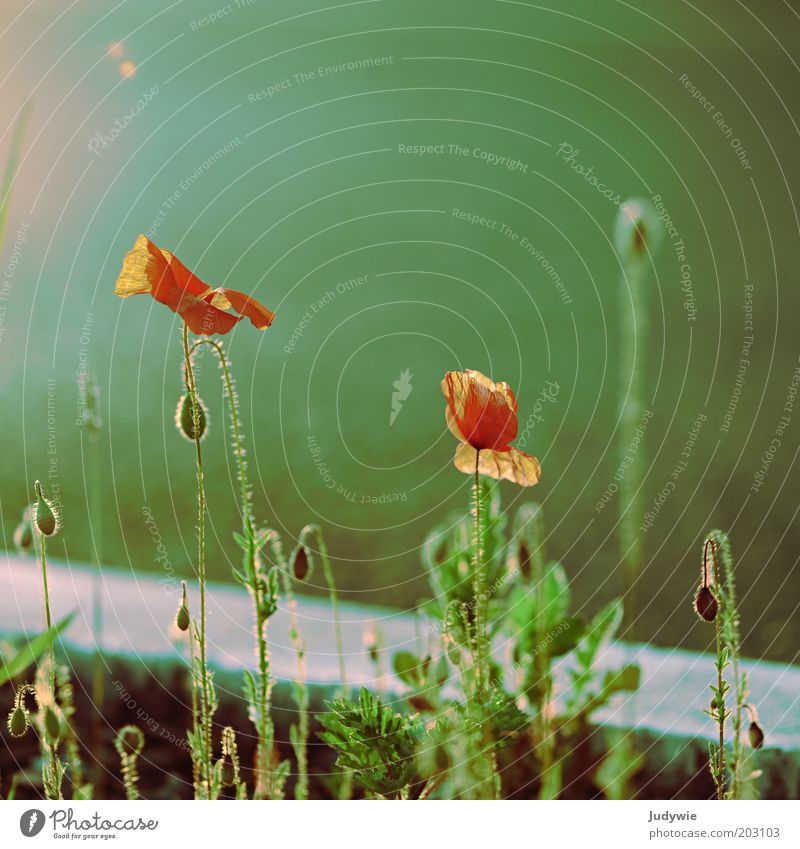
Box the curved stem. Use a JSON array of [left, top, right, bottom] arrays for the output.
[[182, 323, 213, 795]]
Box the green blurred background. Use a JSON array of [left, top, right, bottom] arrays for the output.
[[1, 0, 798, 661]]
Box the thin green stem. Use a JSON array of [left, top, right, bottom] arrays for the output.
[[38, 534, 61, 799], [182, 322, 213, 796], [708, 539, 725, 800], [39, 534, 54, 681], [472, 454, 485, 691], [88, 424, 105, 792], [618, 251, 647, 641], [303, 524, 347, 689]]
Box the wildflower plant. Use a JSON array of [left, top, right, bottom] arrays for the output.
[[694, 529, 762, 799], [318, 689, 421, 798], [114, 235, 276, 799]]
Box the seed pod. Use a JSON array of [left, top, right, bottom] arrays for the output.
[[175, 581, 190, 632], [33, 481, 59, 537], [749, 721, 765, 750], [14, 506, 35, 554], [292, 545, 310, 581], [694, 585, 718, 622], [7, 706, 28, 738], [44, 706, 61, 742], [175, 393, 207, 442]]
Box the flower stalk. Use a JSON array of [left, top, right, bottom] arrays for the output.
[[181, 323, 215, 798]]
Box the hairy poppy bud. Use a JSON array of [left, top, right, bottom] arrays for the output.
[[694, 585, 718, 622], [220, 754, 236, 787], [175, 581, 190, 632], [175, 393, 207, 442], [14, 506, 35, 554], [615, 197, 662, 259], [749, 721, 765, 750], [292, 545, 310, 581], [44, 706, 61, 742], [7, 706, 28, 738], [33, 481, 59, 537]]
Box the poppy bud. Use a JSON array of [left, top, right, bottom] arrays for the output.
[[14, 506, 35, 554], [749, 721, 765, 750], [33, 481, 59, 537], [292, 545, 311, 581], [615, 198, 662, 259], [175, 393, 207, 442], [7, 706, 28, 738], [175, 581, 190, 632], [694, 585, 718, 621], [44, 706, 61, 742]]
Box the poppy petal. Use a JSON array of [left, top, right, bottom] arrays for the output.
[[445, 407, 466, 442], [115, 235, 161, 298], [453, 444, 541, 487], [179, 296, 242, 335], [166, 249, 215, 298], [215, 287, 276, 330], [442, 370, 518, 450]]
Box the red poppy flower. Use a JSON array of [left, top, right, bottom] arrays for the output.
[[442, 370, 541, 487], [115, 235, 275, 335]]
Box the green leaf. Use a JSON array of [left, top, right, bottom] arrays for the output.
[[393, 651, 423, 687], [0, 613, 75, 687], [574, 598, 623, 671]]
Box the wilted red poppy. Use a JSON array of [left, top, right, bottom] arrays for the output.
[[115, 235, 275, 335], [442, 370, 541, 487]]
